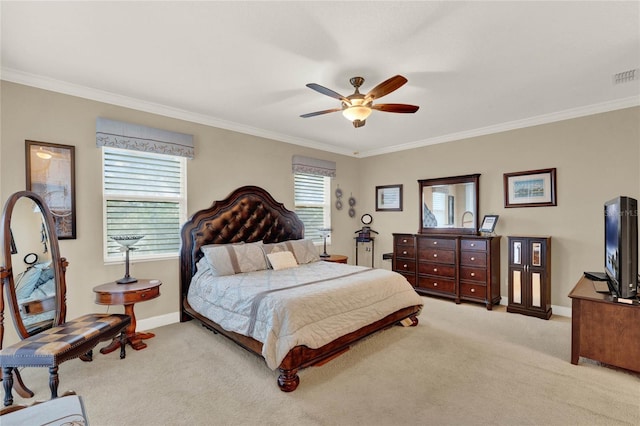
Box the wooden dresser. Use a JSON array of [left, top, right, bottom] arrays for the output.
[[393, 233, 501, 309]]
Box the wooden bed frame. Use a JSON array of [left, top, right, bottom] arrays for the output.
[[179, 185, 422, 391]]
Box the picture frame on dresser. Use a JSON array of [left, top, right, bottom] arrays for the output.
[[479, 215, 499, 233], [503, 168, 557, 208]]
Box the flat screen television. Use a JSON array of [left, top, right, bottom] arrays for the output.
[[604, 196, 638, 298]]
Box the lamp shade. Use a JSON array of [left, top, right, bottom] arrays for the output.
[[342, 106, 372, 122]]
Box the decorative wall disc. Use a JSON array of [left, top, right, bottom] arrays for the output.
[[335, 200, 343, 210], [335, 188, 343, 198], [348, 196, 356, 206], [348, 207, 356, 217]]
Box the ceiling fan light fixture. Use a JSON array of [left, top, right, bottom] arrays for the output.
[[342, 105, 372, 122]]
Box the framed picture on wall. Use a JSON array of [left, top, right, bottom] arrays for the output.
[[503, 168, 557, 208], [26, 140, 77, 239], [376, 184, 403, 211]]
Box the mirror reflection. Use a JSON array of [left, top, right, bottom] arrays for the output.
[[418, 174, 480, 234], [9, 196, 57, 335]]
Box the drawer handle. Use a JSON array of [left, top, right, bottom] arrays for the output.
[[141, 293, 147, 298], [403, 239, 408, 243], [403, 264, 408, 268], [433, 253, 438, 258], [433, 282, 438, 287], [471, 288, 475, 293], [470, 243, 475, 247], [470, 272, 475, 277], [433, 268, 438, 272], [470, 257, 475, 261], [433, 241, 438, 245], [403, 251, 408, 255]]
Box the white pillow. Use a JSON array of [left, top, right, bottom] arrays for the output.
[[202, 242, 267, 276], [267, 251, 298, 271], [264, 239, 319, 264]]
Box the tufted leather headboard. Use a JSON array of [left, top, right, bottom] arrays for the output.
[[179, 186, 304, 309]]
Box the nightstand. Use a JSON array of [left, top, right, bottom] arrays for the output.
[[321, 254, 348, 264], [93, 279, 162, 352]]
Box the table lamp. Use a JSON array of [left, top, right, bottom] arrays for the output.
[[111, 235, 144, 284], [318, 228, 332, 258]]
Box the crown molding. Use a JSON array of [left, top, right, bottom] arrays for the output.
[[357, 96, 640, 157], [3, 67, 637, 159], [0, 68, 354, 157]]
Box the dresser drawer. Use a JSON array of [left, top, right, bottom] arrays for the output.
[[460, 251, 487, 266], [417, 277, 455, 294], [418, 262, 455, 278], [419, 248, 455, 264], [394, 259, 416, 273], [460, 266, 487, 283], [418, 237, 456, 250], [395, 245, 415, 259], [399, 273, 416, 286], [461, 239, 487, 251], [395, 235, 415, 246], [460, 283, 487, 300]]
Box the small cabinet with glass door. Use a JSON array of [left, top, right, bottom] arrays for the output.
[[507, 236, 552, 319]]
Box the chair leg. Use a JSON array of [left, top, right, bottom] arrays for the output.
[[3, 367, 14, 407], [48, 365, 59, 399], [80, 349, 93, 362], [119, 330, 127, 359]]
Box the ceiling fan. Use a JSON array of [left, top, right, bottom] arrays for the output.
[[300, 75, 419, 128]]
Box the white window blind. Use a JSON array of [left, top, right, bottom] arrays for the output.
[[103, 147, 186, 260], [294, 173, 330, 242]]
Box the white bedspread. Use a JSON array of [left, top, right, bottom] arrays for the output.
[[187, 261, 423, 369]]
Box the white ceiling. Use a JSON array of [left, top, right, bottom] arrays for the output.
[[2, 1, 639, 158]]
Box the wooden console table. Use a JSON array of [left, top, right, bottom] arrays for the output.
[[568, 276, 640, 372], [93, 279, 161, 352]]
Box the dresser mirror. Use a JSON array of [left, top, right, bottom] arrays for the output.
[[418, 174, 480, 234], [1, 191, 66, 339]]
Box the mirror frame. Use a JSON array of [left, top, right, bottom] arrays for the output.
[[418, 174, 480, 235], [1, 191, 67, 339]]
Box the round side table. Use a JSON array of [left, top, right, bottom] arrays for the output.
[[93, 279, 161, 352]]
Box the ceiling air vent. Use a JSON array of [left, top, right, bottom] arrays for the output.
[[612, 68, 639, 85]]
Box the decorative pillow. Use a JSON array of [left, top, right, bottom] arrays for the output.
[[202, 241, 267, 276], [264, 239, 319, 264], [267, 251, 298, 271]]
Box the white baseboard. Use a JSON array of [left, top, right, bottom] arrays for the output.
[[137, 311, 180, 332]]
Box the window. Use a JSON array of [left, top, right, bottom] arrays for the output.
[[102, 147, 186, 261], [294, 173, 331, 242]]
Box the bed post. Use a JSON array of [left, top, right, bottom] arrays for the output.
[[277, 368, 300, 392]]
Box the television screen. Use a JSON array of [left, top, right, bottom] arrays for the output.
[[604, 196, 638, 299], [604, 202, 619, 282]]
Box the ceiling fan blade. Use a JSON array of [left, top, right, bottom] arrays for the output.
[[365, 75, 408, 100], [300, 108, 342, 118], [371, 103, 419, 113], [306, 83, 349, 102]]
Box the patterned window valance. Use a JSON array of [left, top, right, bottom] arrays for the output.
[[292, 155, 336, 177], [96, 117, 194, 159]]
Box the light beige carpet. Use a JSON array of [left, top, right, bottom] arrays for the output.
[[7, 297, 640, 425]]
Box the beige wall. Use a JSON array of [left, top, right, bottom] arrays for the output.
[[0, 82, 359, 345], [1, 81, 638, 344], [359, 107, 640, 309]]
